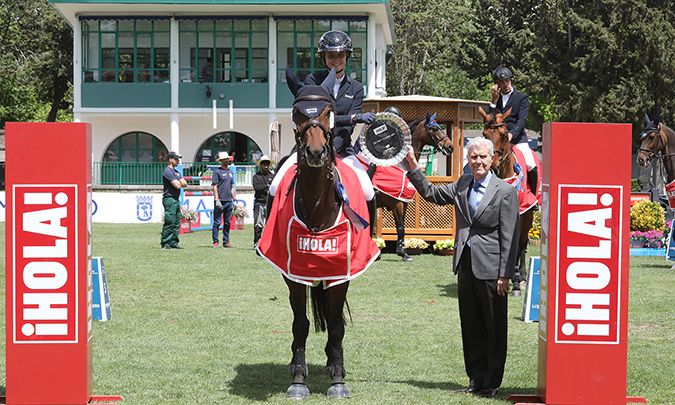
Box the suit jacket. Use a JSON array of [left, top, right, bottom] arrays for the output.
[[487, 88, 529, 145], [407, 170, 519, 279], [305, 70, 365, 156]]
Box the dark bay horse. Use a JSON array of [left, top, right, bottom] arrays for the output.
[[479, 106, 536, 295], [260, 69, 377, 399], [637, 112, 675, 184], [373, 112, 453, 260]]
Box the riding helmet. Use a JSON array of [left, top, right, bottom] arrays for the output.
[[384, 106, 403, 117], [318, 30, 353, 56], [492, 66, 513, 82]]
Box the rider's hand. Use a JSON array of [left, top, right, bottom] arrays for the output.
[[352, 112, 376, 124], [215, 199, 222, 209], [491, 84, 500, 104]]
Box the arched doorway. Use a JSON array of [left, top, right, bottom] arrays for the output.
[[100, 131, 168, 185], [195, 131, 262, 163]]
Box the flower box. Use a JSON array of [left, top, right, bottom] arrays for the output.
[[229, 215, 245, 230], [179, 218, 192, 234], [434, 248, 454, 256], [190, 215, 201, 230], [405, 248, 424, 256]]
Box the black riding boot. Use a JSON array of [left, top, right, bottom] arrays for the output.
[[527, 167, 539, 197], [367, 198, 377, 239], [366, 163, 377, 179]]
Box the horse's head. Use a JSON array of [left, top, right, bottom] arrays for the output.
[[415, 112, 453, 155], [287, 69, 336, 168], [637, 111, 664, 167], [479, 106, 512, 170]]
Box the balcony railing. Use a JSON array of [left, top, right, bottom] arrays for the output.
[[93, 162, 257, 189]]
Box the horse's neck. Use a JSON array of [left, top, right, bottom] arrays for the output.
[[295, 165, 340, 231], [663, 125, 675, 183], [498, 151, 517, 179]]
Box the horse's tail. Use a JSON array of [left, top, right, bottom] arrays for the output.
[[310, 285, 352, 333]]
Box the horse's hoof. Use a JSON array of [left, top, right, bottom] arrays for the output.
[[327, 382, 351, 399], [400, 254, 412, 262], [287, 383, 310, 399]]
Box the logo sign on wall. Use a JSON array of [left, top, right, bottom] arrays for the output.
[[136, 195, 153, 221], [12, 185, 79, 343], [556, 185, 622, 344]]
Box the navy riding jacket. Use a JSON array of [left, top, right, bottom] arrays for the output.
[[487, 88, 529, 145]]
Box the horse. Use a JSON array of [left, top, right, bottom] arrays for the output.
[[369, 112, 453, 260], [637, 111, 675, 184], [478, 106, 539, 295], [257, 69, 379, 399]]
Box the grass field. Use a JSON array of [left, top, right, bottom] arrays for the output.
[[1, 224, 673, 404]]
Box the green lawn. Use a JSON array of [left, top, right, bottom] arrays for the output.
[[1, 224, 673, 404]]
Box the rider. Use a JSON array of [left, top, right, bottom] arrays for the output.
[[488, 66, 538, 195]]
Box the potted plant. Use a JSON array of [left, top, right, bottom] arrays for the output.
[[403, 238, 429, 255], [179, 206, 196, 234], [231, 203, 248, 230], [433, 239, 455, 256], [629, 231, 647, 248], [372, 237, 386, 250]]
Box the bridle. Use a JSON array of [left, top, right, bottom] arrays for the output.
[[483, 117, 511, 176], [424, 122, 453, 155], [292, 95, 334, 168], [638, 127, 675, 164]]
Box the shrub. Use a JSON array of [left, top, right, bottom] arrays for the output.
[[630, 200, 665, 231], [404, 238, 429, 249], [372, 237, 386, 249], [433, 239, 455, 250], [529, 208, 541, 240], [631, 178, 641, 192], [630, 230, 666, 248]]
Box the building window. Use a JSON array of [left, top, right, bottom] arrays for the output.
[[103, 132, 168, 162], [277, 18, 367, 85], [179, 18, 268, 84], [81, 19, 170, 83], [195, 132, 262, 163]]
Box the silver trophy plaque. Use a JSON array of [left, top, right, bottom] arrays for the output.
[[358, 112, 411, 166]]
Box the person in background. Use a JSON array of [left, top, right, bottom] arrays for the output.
[[202, 57, 214, 82], [487, 66, 538, 195], [399, 138, 519, 399], [212, 151, 236, 248], [161, 151, 188, 249], [252, 155, 274, 249]]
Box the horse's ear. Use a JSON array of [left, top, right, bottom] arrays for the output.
[[285, 68, 302, 97], [320, 68, 337, 98], [502, 107, 513, 121], [644, 111, 652, 126], [424, 112, 431, 125], [478, 106, 489, 121], [654, 110, 661, 126]]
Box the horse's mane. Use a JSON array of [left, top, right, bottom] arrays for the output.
[[662, 123, 675, 137], [408, 118, 422, 133]]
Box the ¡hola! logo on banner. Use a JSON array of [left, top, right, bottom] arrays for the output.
[[12, 185, 78, 344], [555, 185, 622, 344]]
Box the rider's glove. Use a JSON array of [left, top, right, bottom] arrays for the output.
[[352, 112, 376, 124]]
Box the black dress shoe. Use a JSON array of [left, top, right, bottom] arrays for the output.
[[453, 380, 482, 394], [477, 387, 499, 398]]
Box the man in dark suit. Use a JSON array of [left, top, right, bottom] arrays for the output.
[[304, 30, 375, 158], [488, 66, 538, 195], [400, 137, 519, 398]]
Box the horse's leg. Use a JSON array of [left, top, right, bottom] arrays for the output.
[[512, 211, 534, 296], [394, 202, 412, 261], [323, 282, 351, 399], [284, 277, 311, 399]]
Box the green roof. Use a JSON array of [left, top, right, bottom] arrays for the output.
[[50, 0, 387, 4]]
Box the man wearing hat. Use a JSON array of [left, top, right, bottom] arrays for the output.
[[161, 151, 188, 249], [212, 151, 236, 248], [252, 155, 274, 248]]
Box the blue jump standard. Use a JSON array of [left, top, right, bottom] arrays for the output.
[[630, 248, 666, 256]]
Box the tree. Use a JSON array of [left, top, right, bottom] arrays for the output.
[[0, 0, 72, 126]]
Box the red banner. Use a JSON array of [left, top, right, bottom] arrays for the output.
[[555, 185, 622, 344]]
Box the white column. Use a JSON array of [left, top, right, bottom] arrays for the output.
[[367, 15, 377, 98], [171, 113, 180, 153], [170, 18, 179, 109], [73, 17, 82, 116], [268, 16, 277, 109]]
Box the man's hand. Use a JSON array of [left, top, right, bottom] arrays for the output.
[[497, 277, 509, 296], [491, 84, 500, 104], [508, 132, 513, 142], [215, 199, 222, 209], [352, 112, 376, 124], [180, 178, 188, 187], [397, 145, 419, 172]]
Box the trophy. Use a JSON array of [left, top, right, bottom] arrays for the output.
[[358, 112, 411, 167]]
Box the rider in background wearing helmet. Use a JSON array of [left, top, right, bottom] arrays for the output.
[[305, 30, 376, 158], [487, 66, 538, 195]]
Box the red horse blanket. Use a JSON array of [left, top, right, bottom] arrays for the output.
[[356, 154, 416, 202], [257, 159, 380, 288], [503, 146, 543, 214]]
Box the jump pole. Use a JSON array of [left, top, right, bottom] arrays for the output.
[[5, 123, 122, 404], [509, 123, 646, 404]]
